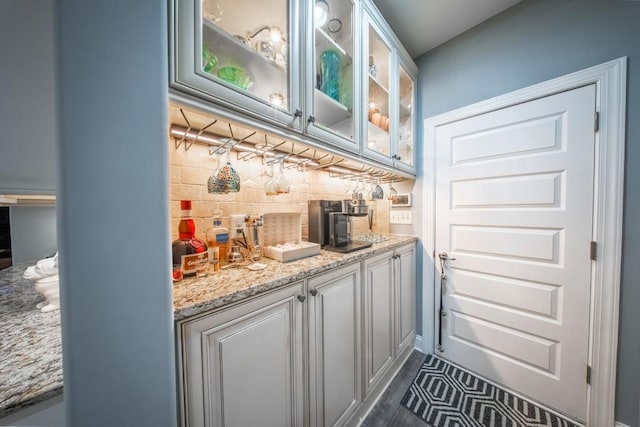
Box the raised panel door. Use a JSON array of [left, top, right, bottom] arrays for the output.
[[395, 243, 416, 355], [179, 283, 304, 427], [363, 251, 394, 394], [308, 263, 361, 427]]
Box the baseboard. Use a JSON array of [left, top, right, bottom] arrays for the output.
[[414, 335, 424, 352], [350, 345, 415, 426], [614, 422, 631, 427]]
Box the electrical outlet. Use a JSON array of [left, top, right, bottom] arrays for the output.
[[390, 210, 413, 225], [230, 214, 246, 239]]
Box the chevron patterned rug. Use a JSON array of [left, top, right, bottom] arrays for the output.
[[401, 354, 581, 427]]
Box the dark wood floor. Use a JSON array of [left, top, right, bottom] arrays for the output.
[[361, 349, 428, 427]]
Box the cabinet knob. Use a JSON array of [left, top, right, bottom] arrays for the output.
[[391, 154, 397, 160], [397, 155, 402, 161], [310, 289, 318, 297], [308, 115, 316, 123], [297, 295, 306, 303], [294, 108, 303, 118]]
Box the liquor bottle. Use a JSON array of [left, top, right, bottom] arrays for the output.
[[205, 209, 229, 271], [172, 200, 208, 277]]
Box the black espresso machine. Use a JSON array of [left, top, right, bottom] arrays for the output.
[[308, 199, 373, 253]]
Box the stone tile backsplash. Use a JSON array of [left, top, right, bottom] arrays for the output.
[[170, 141, 392, 241]]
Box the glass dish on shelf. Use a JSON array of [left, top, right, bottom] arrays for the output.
[[216, 66, 254, 91]]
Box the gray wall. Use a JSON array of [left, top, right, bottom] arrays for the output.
[[0, 0, 56, 195], [56, 1, 175, 426], [9, 206, 57, 264], [415, 1, 640, 425]]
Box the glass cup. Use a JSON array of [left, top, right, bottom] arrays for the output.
[[275, 158, 290, 194]]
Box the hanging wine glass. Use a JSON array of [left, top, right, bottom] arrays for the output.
[[275, 157, 290, 194], [372, 177, 384, 200], [241, 158, 260, 189], [214, 148, 241, 193], [388, 182, 398, 202], [207, 152, 226, 194], [264, 162, 278, 196], [294, 161, 311, 192]]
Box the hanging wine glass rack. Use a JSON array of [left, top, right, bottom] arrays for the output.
[[170, 105, 408, 184]]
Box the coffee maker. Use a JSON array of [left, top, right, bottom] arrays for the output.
[[308, 199, 373, 253]]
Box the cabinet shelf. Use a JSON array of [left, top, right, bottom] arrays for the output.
[[315, 27, 353, 65], [202, 19, 287, 102], [314, 89, 352, 127], [368, 75, 390, 117], [366, 122, 390, 156]]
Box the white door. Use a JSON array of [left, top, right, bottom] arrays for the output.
[[434, 84, 596, 421]]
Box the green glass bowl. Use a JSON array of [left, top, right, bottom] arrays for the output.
[[216, 66, 254, 91], [202, 45, 218, 73]]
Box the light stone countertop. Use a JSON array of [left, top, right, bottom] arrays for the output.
[[0, 263, 63, 418], [173, 234, 418, 321], [0, 234, 417, 417]]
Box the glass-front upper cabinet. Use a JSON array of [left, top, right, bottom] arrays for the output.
[[304, 0, 360, 153], [395, 60, 416, 172], [362, 16, 392, 163], [171, 0, 303, 130]]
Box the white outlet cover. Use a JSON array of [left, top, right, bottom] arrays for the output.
[[390, 210, 413, 225], [230, 214, 246, 238]]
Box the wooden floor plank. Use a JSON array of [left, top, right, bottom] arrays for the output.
[[361, 349, 427, 426]]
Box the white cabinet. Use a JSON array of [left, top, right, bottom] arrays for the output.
[[304, 0, 362, 153], [362, 251, 394, 394], [177, 282, 304, 427], [394, 243, 416, 355], [361, 1, 417, 173], [171, 0, 304, 130], [363, 243, 416, 395], [307, 262, 362, 427], [177, 243, 416, 427], [170, 0, 417, 175]]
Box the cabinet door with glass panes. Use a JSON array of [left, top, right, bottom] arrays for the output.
[[394, 57, 417, 173], [304, 0, 360, 153], [361, 14, 394, 166], [171, 0, 303, 131]]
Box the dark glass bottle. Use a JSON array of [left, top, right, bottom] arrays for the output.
[[172, 200, 208, 277]]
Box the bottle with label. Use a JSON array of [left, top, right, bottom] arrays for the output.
[[205, 209, 229, 271], [172, 200, 208, 277]]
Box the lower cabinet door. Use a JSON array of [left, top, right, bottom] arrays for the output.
[[363, 251, 395, 394], [178, 283, 304, 427], [395, 244, 416, 355], [308, 263, 361, 427]]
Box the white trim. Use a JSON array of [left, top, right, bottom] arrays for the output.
[[422, 57, 626, 427], [414, 334, 424, 352], [614, 422, 631, 427]]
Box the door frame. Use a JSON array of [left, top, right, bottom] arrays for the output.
[[421, 57, 626, 427]]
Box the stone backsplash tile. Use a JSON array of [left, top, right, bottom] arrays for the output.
[[169, 141, 394, 241]]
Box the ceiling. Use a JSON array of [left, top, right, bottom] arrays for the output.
[[371, 0, 522, 58]]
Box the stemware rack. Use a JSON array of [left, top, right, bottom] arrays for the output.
[[170, 106, 408, 184]]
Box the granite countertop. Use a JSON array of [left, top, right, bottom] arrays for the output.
[[173, 234, 417, 321], [0, 234, 417, 417], [0, 264, 63, 418]]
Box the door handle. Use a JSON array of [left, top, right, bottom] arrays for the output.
[[436, 252, 455, 352], [438, 252, 456, 262]]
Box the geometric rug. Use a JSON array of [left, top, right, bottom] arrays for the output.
[[401, 354, 581, 427]]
